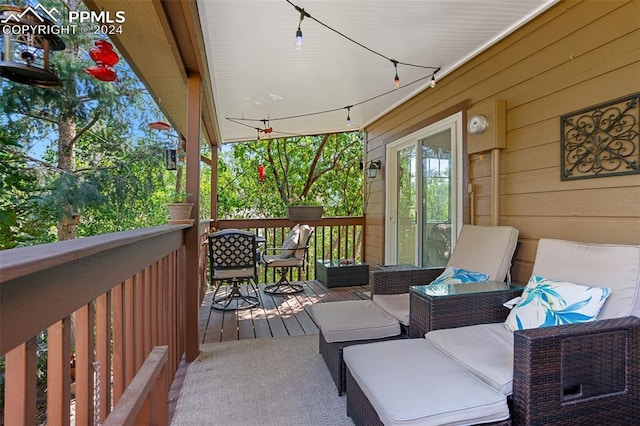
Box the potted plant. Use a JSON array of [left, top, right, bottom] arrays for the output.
[[286, 198, 324, 221], [167, 189, 193, 222]]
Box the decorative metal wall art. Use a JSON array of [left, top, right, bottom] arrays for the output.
[[561, 93, 640, 180]]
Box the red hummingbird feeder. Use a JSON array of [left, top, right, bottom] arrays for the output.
[[83, 40, 119, 82]]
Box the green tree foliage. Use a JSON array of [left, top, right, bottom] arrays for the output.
[[216, 132, 363, 218], [0, 0, 173, 244], [0, 130, 51, 248]]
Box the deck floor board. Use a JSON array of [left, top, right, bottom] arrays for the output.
[[199, 280, 368, 343]]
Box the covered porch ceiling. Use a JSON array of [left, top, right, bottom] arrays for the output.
[[86, 0, 557, 145]]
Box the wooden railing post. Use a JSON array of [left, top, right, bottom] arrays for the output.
[[4, 339, 37, 425], [47, 318, 71, 425]]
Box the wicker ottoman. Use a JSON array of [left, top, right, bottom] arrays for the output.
[[310, 300, 403, 395], [344, 339, 510, 425]]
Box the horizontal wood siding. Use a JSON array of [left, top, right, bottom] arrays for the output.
[[364, 0, 640, 283]]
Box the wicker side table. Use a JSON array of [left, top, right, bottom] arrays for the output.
[[316, 259, 369, 288], [409, 281, 524, 338]]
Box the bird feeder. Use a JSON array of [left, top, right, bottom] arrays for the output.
[[0, 5, 66, 88]]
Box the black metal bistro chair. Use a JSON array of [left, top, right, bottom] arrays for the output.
[[208, 229, 260, 310]]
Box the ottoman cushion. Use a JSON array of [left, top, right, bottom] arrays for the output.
[[372, 293, 411, 326], [311, 300, 401, 343], [344, 339, 510, 426], [426, 322, 514, 395]]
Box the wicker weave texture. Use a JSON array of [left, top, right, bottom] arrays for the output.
[[370, 267, 444, 295], [316, 260, 369, 288], [409, 288, 523, 338], [512, 316, 640, 425]]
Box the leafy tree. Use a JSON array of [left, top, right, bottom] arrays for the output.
[[216, 132, 363, 218], [0, 130, 51, 249], [0, 0, 171, 242]]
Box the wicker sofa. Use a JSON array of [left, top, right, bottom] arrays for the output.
[[344, 239, 640, 425]]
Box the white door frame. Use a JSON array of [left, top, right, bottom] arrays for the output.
[[385, 112, 464, 265]]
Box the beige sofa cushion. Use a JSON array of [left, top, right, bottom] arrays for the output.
[[532, 239, 640, 319], [447, 225, 519, 281], [310, 300, 400, 343], [372, 293, 410, 326], [425, 322, 514, 395], [344, 339, 510, 425]]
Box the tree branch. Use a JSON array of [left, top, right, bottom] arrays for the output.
[[266, 140, 289, 204], [66, 114, 100, 147], [300, 134, 331, 198]]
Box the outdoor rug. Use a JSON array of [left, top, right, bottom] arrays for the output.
[[171, 335, 354, 426]]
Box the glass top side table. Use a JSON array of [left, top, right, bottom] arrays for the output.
[[409, 281, 525, 338]]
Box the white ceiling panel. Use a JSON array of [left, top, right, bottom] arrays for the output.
[[198, 0, 557, 143]]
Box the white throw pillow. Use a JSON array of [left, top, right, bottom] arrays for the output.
[[504, 275, 611, 331], [430, 266, 489, 286]]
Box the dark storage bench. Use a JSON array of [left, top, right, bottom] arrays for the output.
[[316, 259, 369, 288]]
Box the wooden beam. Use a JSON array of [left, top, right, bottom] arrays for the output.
[[185, 74, 202, 361], [211, 146, 218, 223]]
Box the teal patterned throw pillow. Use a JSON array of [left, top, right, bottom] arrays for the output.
[[504, 275, 611, 331], [430, 266, 489, 286]]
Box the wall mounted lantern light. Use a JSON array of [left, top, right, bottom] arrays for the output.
[[367, 160, 381, 179]]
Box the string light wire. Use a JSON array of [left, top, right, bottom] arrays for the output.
[[286, 0, 439, 72], [227, 73, 434, 131], [226, 1, 442, 138]]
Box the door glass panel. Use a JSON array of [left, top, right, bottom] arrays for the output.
[[396, 146, 417, 265], [421, 130, 452, 267]]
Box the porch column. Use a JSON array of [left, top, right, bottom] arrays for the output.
[[185, 74, 202, 362], [211, 145, 218, 226]]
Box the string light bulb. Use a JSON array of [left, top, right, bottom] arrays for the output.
[[346, 106, 351, 127], [392, 60, 400, 88], [294, 6, 309, 49], [430, 74, 436, 88], [296, 27, 303, 48]]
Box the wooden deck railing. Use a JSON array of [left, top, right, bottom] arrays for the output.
[[215, 216, 365, 283], [0, 222, 210, 425]]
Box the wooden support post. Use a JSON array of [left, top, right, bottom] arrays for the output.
[[211, 145, 218, 226], [185, 74, 202, 362]]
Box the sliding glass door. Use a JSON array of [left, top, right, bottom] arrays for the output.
[[386, 113, 463, 267]]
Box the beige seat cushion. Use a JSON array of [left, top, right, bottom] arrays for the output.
[[310, 300, 400, 343], [447, 225, 519, 282], [532, 239, 640, 319], [372, 293, 410, 326], [262, 254, 302, 267], [426, 322, 514, 395], [212, 268, 256, 280], [344, 339, 510, 425]]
